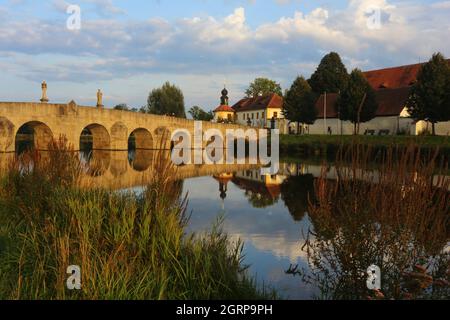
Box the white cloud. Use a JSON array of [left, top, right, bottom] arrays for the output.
[[85, 0, 125, 16], [431, 1, 450, 9]]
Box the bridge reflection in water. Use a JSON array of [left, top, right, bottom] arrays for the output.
[[0, 150, 261, 190]]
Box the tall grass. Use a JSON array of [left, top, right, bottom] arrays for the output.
[[295, 143, 449, 300], [0, 137, 271, 300]]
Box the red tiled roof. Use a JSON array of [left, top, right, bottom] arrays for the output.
[[375, 87, 411, 116], [315, 87, 411, 119], [315, 93, 340, 118], [266, 185, 281, 199], [214, 105, 235, 113], [232, 93, 283, 112], [363, 60, 450, 90]]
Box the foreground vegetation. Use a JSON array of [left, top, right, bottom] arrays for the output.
[[0, 138, 271, 300], [290, 144, 450, 299]]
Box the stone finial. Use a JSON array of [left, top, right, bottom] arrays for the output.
[[68, 100, 77, 110], [40, 81, 49, 103], [96, 89, 104, 108]]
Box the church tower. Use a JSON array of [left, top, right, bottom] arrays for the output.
[[213, 87, 235, 123], [220, 87, 229, 106]]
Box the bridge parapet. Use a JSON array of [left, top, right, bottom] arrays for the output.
[[0, 101, 254, 153]]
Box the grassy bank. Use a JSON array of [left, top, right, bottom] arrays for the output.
[[280, 134, 450, 159], [0, 139, 272, 300]]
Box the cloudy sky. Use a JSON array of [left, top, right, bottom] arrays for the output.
[[0, 0, 449, 112]]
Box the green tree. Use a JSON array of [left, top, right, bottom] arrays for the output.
[[283, 76, 318, 134], [114, 103, 129, 111], [146, 82, 186, 118], [309, 52, 349, 94], [337, 69, 378, 134], [245, 78, 282, 98], [188, 106, 214, 121], [406, 53, 450, 135]]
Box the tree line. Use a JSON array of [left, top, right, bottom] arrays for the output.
[[284, 52, 378, 135]]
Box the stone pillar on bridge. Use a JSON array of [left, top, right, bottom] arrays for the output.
[[40, 81, 49, 103], [96, 89, 104, 109]]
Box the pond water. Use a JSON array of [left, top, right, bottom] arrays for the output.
[[182, 173, 317, 299]]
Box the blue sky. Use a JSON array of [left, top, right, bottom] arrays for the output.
[[0, 0, 449, 111]]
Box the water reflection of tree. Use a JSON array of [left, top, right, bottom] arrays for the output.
[[280, 174, 315, 221], [245, 190, 278, 208], [290, 147, 450, 300]]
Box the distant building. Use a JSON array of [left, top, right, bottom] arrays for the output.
[[213, 89, 284, 128], [295, 60, 450, 136], [232, 93, 284, 128], [307, 87, 413, 135]]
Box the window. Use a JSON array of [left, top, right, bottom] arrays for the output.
[[262, 111, 265, 119], [274, 112, 278, 119], [252, 113, 254, 119], [227, 114, 232, 121], [256, 113, 259, 120]]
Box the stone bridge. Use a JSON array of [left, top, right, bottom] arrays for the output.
[[0, 101, 249, 153]]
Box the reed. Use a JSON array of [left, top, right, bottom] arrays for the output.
[[0, 137, 272, 300]]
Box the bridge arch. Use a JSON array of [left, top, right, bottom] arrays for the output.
[[0, 117, 15, 152], [129, 128, 153, 150], [80, 123, 110, 150], [15, 121, 53, 152]]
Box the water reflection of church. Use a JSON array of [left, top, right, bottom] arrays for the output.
[[213, 173, 234, 211], [213, 169, 288, 209]]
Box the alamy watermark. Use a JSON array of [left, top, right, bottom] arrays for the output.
[[171, 122, 280, 175], [66, 265, 81, 290], [66, 4, 81, 31], [367, 264, 381, 290], [366, 6, 382, 30]]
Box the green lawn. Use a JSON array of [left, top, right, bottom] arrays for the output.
[[280, 134, 449, 148], [279, 134, 450, 159]]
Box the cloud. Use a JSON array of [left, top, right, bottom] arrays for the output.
[[431, 1, 450, 9], [85, 0, 125, 16], [52, 0, 70, 13]]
